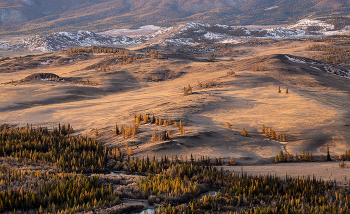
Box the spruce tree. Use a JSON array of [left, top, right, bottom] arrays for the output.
[[115, 124, 119, 135], [327, 145, 332, 161]]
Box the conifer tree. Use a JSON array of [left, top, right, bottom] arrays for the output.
[[282, 134, 287, 142], [278, 86, 281, 93], [241, 127, 248, 137], [271, 131, 276, 140], [143, 114, 148, 124], [127, 147, 133, 156], [286, 153, 291, 162], [286, 87, 289, 94], [327, 145, 332, 161], [230, 157, 235, 165], [183, 87, 188, 95], [151, 129, 157, 141], [95, 129, 99, 137], [310, 151, 314, 161], [275, 155, 279, 163], [278, 151, 285, 162], [167, 130, 172, 138], [115, 124, 119, 135]]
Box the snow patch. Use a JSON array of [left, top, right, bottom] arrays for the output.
[[265, 6, 279, 10], [285, 55, 306, 64], [203, 32, 225, 39], [219, 38, 241, 44]]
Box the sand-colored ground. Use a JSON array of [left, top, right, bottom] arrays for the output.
[[223, 161, 350, 186], [0, 40, 349, 165]]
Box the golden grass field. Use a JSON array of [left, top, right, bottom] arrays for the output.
[[0, 39, 349, 169]]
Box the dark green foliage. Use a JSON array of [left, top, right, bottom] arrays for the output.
[[138, 174, 200, 198], [151, 163, 345, 214], [0, 170, 119, 213], [0, 125, 107, 172], [327, 145, 332, 161]]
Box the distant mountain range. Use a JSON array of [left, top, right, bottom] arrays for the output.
[[1, 18, 349, 53], [0, 0, 350, 36]]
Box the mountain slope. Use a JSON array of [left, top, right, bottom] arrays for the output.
[[0, 0, 350, 36]]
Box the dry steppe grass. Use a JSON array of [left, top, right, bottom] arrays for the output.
[[0, 40, 349, 166]]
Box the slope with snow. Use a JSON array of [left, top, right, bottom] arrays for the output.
[[1, 18, 350, 53], [0, 31, 136, 52]]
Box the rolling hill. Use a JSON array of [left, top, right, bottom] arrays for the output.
[[0, 0, 350, 36]]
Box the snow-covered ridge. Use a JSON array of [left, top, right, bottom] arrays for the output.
[[1, 18, 350, 53], [287, 18, 334, 31], [285, 55, 350, 79], [0, 31, 136, 53]]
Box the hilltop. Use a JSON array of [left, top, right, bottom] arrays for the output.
[[1, 0, 350, 36]]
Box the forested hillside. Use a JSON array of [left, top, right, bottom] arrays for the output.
[[0, 0, 349, 36]]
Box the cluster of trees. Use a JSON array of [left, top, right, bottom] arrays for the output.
[[151, 162, 346, 214], [183, 84, 193, 95], [66, 46, 120, 54], [138, 174, 200, 198], [275, 150, 315, 163], [0, 171, 120, 213], [5, 121, 349, 214], [227, 70, 235, 75], [152, 72, 173, 82], [213, 156, 235, 166], [132, 113, 174, 127], [343, 149, 350, 160], [250, 38, 261, 45], [0, 125, 107, 172], [197, 80, 215, 88], [151, 129, 171, 142], [145, 50, 163, 59], [241, 127, 248, 137], [261, 125, 287, 142], [178, 120, 185, 135], [0, 124, 9, 131], [306, 44, 350, 64], [117, 123, 139, 139], [278, 86, 288, 94], [275, 150, 292, 163], [297, 149, 315, 162], [113, 153, 225, 174], [94, 66, 111, 72], [252, 65, 264, 71], [116, 114, 186, 140]]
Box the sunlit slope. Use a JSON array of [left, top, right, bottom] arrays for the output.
[[0, 42, 349, 164]]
